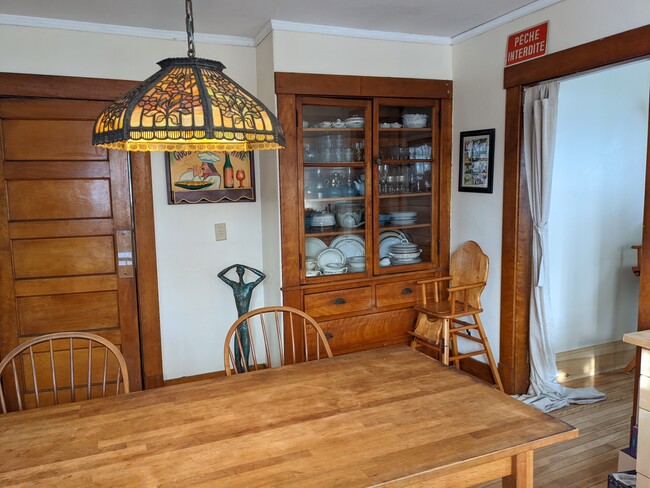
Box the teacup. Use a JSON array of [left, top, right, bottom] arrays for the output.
[[305, 258, 318, 270], [306, 270, 322, 277]]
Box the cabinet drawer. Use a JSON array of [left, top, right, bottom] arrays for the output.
[[376, 280, 421, 308], [304, 287, 372, 318], [319, 309, 417, 354]]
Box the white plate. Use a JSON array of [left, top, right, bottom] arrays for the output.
[[390, 257, 423, 265], [330, 234, 365, 248], [305, 237, 327, 257], [332, 236, 365, 259], [390, 211, 417, 218], [379, 230, 408, 242], [379, 236, 405, 258], [317, 248, 346, 268], [390, 219, 417, 226]]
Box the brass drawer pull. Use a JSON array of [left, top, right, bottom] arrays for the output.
[[333, 297, 347, 305], [325, 332, 334, 340], [401, 287, 413, 295]]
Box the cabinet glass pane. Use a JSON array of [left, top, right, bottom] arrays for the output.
[[376, 102, 436, 271], [302, 103, 369, 279]]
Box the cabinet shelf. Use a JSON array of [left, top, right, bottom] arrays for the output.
[[304, 162, 365, 167], [376, 159, 433, 164], [379, 192, 431, 199], [305, 227, 365, 238], [304, 128, 365, 133], [305, 196, 365, 203], [381, 223, 431, 231], [378, 128, 431, 132]]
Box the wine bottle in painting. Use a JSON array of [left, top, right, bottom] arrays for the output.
[[223, 153, 234, 188]]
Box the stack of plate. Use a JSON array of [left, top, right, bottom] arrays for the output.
[[389, 211, 417, 225], [322, 263, 347, 275], [310, 212, 336, 229], [388, 240, 422, 265]]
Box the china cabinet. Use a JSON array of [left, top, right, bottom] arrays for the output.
[[276, 73, 452, 355]]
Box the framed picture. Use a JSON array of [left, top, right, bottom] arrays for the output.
[[458, 129, 495, 193], [165, 151, 256, 204]]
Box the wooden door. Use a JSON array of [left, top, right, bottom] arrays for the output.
[[0, 97, 143, 404]]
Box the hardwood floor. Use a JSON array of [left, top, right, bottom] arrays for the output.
[[480, 370, 635, 487]]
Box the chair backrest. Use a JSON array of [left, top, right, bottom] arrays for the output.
[[223, 306, 333, 376], [449, 240, 489, 309], [0, 332, 130, 413]]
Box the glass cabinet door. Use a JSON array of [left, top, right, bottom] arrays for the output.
[[373, 99, 439, 274], [299, 98, 371, 282]]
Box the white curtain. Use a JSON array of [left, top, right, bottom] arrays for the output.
[[517, 81, 606, 413]]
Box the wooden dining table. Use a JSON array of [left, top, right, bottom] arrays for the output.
[[0, 345, 577, 487]]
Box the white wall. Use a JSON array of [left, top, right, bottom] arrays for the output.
[[451, 0, 650, 362], [272, 30, 452, 78], [549, 61, 650, 352], [0, 25, 266, 379]]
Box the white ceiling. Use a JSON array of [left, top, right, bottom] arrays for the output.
[[0, 0, 562, 45]]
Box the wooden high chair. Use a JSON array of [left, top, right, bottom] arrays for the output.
[[409, 241, 504, 391]]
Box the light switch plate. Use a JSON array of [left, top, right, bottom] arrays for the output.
[[215, 223, 227, 241]]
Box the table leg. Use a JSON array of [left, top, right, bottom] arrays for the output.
[[502, 451, 533, 488]]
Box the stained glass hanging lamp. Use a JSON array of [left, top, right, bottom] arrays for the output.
[[92, 0, 284, 152]]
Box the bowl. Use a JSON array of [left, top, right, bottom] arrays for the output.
[[402, 113, 428, 128], [332, 119, 346, 128], [345, 116, 365, 128], [319, 121, 333, 128], [388, 250, 422, 260]]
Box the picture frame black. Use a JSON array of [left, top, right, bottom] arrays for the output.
[[458, 129, 495, 194], [165, 150, 256, 204]]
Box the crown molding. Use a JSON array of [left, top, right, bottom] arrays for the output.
[[452, 0, 564, 44], [0, 14, 255, 47], [267, 19, 451, 46], [1, 1, 564, 50]]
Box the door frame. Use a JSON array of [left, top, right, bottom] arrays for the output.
[[0, 72, 164, 389], [499, 24, 650, 394]]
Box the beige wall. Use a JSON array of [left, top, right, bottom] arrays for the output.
[[451, 0, 650, 361], [0, 24, 264, 379]]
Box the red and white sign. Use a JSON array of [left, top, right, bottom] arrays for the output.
[[505, 21, 548, 66]]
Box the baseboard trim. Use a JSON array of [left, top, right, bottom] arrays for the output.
[[556, 340, 635, 383]]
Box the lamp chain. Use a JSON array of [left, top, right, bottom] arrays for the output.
[[185, 0, 196, 58]]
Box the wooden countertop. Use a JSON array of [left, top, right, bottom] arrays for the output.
[[0, 345, 577, 487], [624, 330, 650, 349]]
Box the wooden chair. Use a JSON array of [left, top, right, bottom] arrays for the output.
[[409, 241, 504, 391], [224, 306, 333, 376], [0, 332, 130, 413]]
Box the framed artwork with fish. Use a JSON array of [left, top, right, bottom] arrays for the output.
[[165, 151, 256, 204]]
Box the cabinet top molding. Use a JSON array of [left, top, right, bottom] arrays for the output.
[[275, 72, 452, 99]]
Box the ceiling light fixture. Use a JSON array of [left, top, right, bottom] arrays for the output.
[[92, 0, 284, 152]]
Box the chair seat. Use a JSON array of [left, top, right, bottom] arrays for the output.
[[415, 300, 483, 319]]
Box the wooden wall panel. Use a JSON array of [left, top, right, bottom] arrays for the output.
[[7, 180, 111, 221], [9, 220, 114, 239], [14, 275, 118, 297], [17, 291, 119, 335], [13, 236, 115, 278], [2, 120, 106, 161], [4, 161, 110, 180]]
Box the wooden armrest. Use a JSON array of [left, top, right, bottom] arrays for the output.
[[416, 276, 452, 286], [447, 281, 486, 293]]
